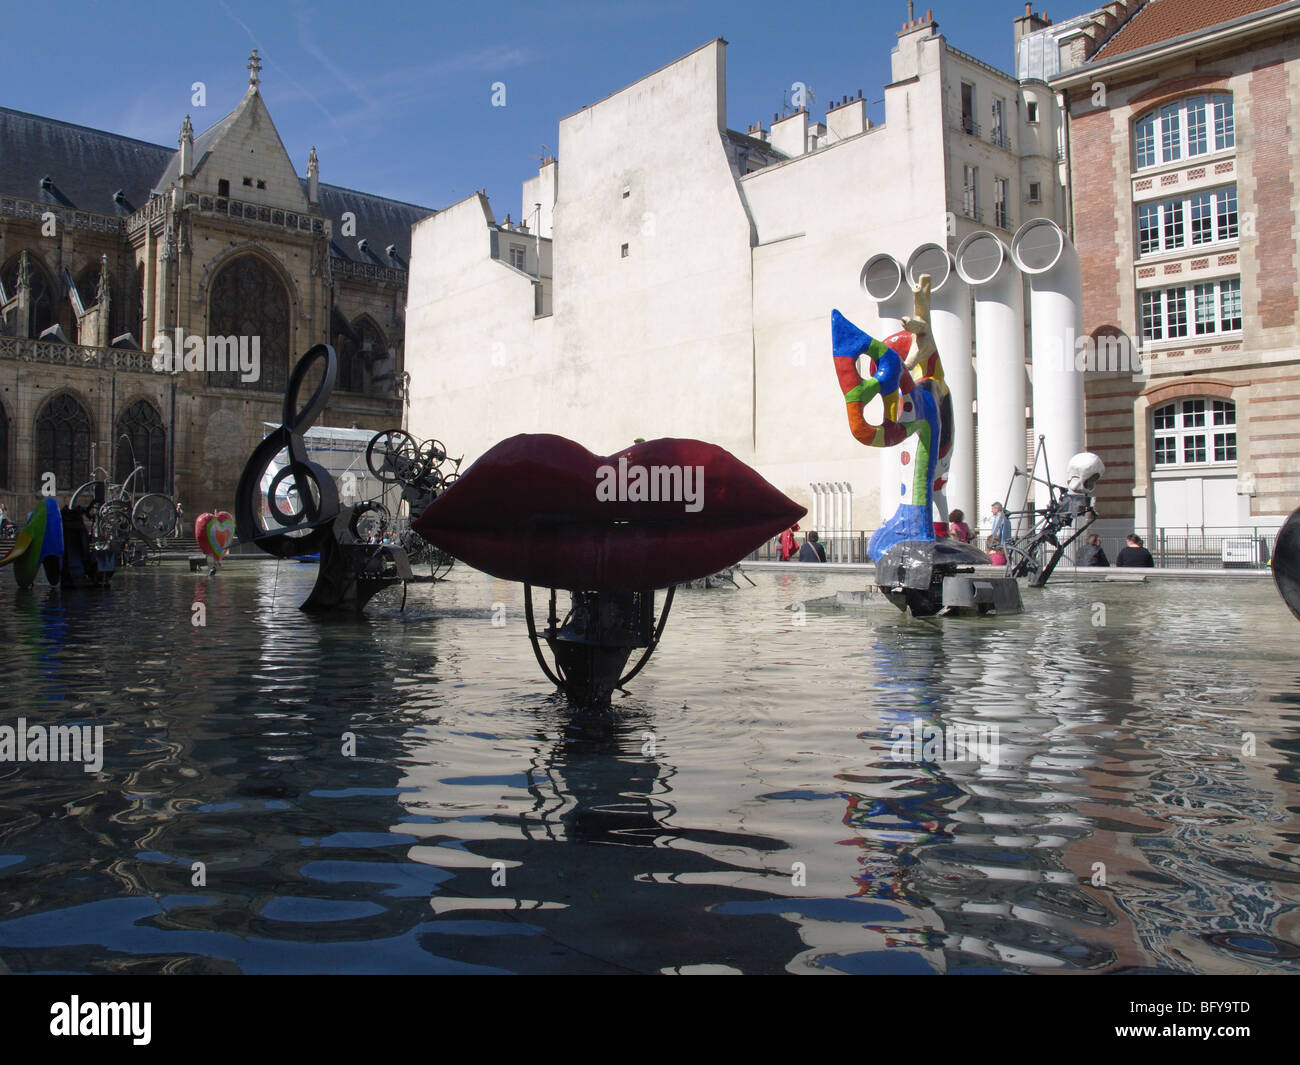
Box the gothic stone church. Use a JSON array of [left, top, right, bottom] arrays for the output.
[[0, 52, 436, 521]]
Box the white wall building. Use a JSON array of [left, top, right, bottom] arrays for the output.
[[406, 12, 1074, 551]]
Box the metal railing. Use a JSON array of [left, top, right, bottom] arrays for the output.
[[745, 526, 1280, 570]]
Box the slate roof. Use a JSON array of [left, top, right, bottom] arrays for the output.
[[1092, 0, 1290, 60], [0, 105, 436, 262], [0, 106, 171, 216]]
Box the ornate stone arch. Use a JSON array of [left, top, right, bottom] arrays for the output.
[[195, 242, 305, 311]]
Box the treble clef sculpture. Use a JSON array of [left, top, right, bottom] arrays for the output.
[[235, 343, 340, 555]]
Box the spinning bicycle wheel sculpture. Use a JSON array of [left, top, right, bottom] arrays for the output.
[[366, 426, 462, 579], [68, 475, 179, 553]]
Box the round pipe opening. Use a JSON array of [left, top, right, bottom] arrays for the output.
[[955, 232, 1007, 286], [861, 254, 903, 301], [1011, 218, 1065, 274], [906, 243, 953, 290]]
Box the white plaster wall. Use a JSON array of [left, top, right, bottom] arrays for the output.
[[548, 40, 756, 459], [406, 193, 553, 463], [520, 161, 556, 238], [741, 60, 950, 530]]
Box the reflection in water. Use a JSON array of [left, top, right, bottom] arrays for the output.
[[0, 563, 1297, 973]]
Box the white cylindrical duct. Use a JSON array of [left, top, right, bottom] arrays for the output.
[[831, 482, 842, 560], [861, 254, 914, 523], [810, 483, 821, 536], [844, 482, 853, 558], [907, 243, 974, 524], [1012, 218, 1085, 511], [956, 231, 1029, 540], [842, 483, 852, 561]]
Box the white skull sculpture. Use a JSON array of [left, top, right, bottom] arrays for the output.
[[1065, 452, 1105, 494]]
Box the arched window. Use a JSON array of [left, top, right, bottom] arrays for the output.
[[115, 399, 167, 493], [34, 393, 92, 494], [333, 316, 386, 394], [1134, 94, 1234, 170], [1, 253, 56, 335], [0, 401, 10, 491], [207, 254, 290, 392], [1152, 398, 1235, 468]]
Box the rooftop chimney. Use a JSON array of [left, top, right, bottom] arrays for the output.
[[1013, 4, 1052, 51]]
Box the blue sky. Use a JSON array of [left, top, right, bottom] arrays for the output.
[[5, 0, 1044, 211]]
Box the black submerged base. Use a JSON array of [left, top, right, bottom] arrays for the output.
[[525, 586, 674, 708], [875, 539, 1022, 617]]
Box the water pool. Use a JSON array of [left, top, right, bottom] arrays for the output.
[[0, 563, 1296, 974]]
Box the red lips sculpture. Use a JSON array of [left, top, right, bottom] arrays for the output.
[[412, 434, 804, 591]]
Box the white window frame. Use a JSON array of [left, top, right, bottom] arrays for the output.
[[1140, 285, 1189, 343], [1192, 277, 1242, 336], [1026, 99, 1039, 124], [1137, 184, 1237, 256], [990, 97, 1007, 148], [509, 244, 526, 270], [1134, 94, 1234, 170], [1152, 398, 1236, 469], [993, 177, 1010, 229], [962, 164, 979, 219]]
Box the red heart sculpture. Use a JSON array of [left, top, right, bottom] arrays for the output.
[[196, 511, 236, 561]]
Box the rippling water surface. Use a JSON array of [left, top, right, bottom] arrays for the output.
[[1, 562, 1297, 974]]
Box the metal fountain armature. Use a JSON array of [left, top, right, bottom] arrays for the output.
[[234, 344, 458, 612], [1000, 438, 1105, 588]]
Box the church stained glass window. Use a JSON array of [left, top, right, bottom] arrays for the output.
[[115, 399, 167, 492], [34, 393, 92, 494], [207, 255, 290, 392]]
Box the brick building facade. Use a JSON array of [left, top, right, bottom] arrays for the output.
[[0, 53, 435, 522], [1052, 0, 1300, 542]]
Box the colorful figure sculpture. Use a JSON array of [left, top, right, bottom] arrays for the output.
[[0, 498, 64, 588], [831, 275, 954, 560], [831, 276, 1019, 617]]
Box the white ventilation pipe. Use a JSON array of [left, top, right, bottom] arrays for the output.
[[844, 482, 853, 559], [861, 253, 914, 524], [835, 481, 848, 560], [1012, 218, 1085, 511], [829, 482, 841, 560], [956, 231, 1029, 540], [907, 243, 973, 524]]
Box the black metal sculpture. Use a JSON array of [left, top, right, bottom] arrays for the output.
[[1000, 437, 1106, 589], [1273, 505, 1300, 622], [234, 344, 444, 612], [524, 586, 676, 708]]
